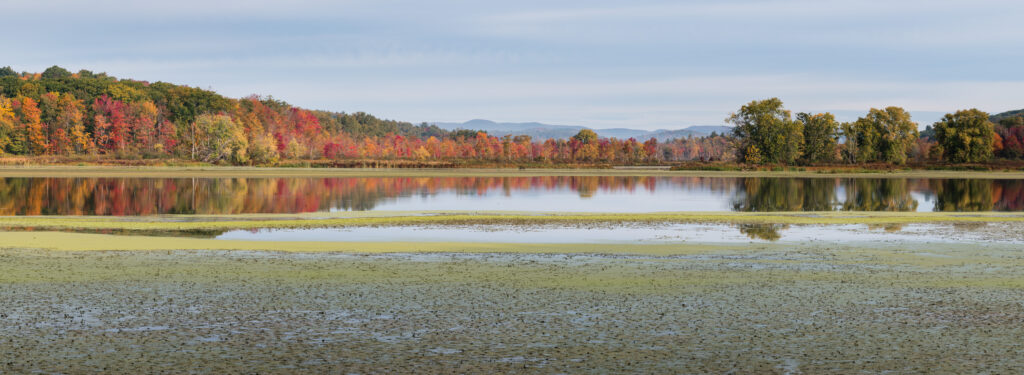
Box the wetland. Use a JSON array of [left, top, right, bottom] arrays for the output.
[[1, 168, 1023, 373], [3, 243, 1024, 373]]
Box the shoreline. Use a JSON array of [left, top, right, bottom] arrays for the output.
[[1, 228, 1019, 257], [1, 211, 1024, 233], [1, 165, 1024, 178]]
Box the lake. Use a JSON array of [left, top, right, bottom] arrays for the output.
[[0, 176, 1021, 215]]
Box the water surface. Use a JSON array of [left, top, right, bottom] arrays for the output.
[[1, 176, 1021, 215], [216, 222, 1020, 244]]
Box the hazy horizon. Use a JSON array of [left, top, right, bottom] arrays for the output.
[[4, 0, 1022, 130]]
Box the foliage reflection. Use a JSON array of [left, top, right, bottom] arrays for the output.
[[0, 176, 1019, 215]]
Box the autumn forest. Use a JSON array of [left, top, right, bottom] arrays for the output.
[[0, 65, 1021, 167]]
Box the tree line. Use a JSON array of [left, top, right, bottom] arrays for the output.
[[0, 65, 734, 165], [1, 66, 1022, 166], [729, 98, 1023, 165], [0, 66, 448, 164]]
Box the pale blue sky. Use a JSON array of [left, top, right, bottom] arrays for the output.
[[3, 0, 1022, 129]]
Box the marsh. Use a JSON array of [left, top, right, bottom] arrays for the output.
[[2, 242, 1024, 373]]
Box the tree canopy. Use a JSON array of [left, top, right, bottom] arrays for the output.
[[845, 107, 918, 164], [797, 112, 839, 164], [572, 129, 598, 144], [934, 109, 995, 163], [728, 98, 803, 164], [41, 65, 73, 80], [0, 66, 1013, 167], [995, 114, 1024, 159]]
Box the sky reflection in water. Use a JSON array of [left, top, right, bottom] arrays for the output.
[[0, 176, 1021, 215]]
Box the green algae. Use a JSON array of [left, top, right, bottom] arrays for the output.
[[3, 246, 1024, 373], [2, 211, 1023, 235]]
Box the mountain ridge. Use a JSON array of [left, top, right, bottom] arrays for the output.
[[991, 109, 1023, 123], [431, 120, 731, 141]]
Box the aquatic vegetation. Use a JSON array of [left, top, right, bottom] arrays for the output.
[[2, 243, 1024, 373], [0, 231, 746, 254], [0, 211, 1022, 237], [0, 168, 1020, 373]]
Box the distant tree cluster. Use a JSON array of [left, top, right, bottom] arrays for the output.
[[660, 132, 734, 162], [728, 98, 804, 164], [728, 98, 1009, 165], [318, 130, 663, 164], [932, 109, 995, 163], [993, 115, 1024, 159]]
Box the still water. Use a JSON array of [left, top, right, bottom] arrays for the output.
[[0, 176, 1021, 215], [216, 222, 1018, 244]]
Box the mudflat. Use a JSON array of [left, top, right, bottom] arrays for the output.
[[2, 239, 1023, 373]]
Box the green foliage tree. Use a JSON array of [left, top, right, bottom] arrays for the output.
[[839, 122, 859, 163], [248, 133, 280, 166], [107, 83, 149, 103], [0, 66, 17, 78], [284, 138, 307, 159], [919, 125, 936, 140], [797, 112, 839, 164], [728, 98, 803, 164], [41, 66, 72, 80], [16, 82, 41, 98], [848, 107, 918, 164], [149, 82, 233, 126], [450, 129, 482, 140], [572, 129, 598, 144], [933, 109, 995, 163], [0, 98, 15, 153], [193, 114, 247, 163]]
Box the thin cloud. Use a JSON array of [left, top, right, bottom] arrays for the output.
[[2, 0, 1021, 129]]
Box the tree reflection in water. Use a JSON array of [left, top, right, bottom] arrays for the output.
[[840, 178, 918, 211], [0, 176, 1018, 217], [736, 223, 789, 241], [930, 179, 993, 212], [731, 178, 838, 212]]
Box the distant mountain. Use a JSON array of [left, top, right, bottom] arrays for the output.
[[430, 119, 731, 141], [991, 109, 1024, 123]]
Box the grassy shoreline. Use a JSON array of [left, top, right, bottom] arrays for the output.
[[0, 231, 750, 253], [2, 211, 1023, 234], [1, 165, 1024, 178]]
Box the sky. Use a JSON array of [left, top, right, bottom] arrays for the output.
[[3, 0, 1023, 130]]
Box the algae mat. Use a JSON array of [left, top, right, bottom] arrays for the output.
[[0, 231, 741, 255], [2, 243, 1024, 373], [3, 211, 1024, 235]]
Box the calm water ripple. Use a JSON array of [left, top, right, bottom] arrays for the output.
[[1, 176, 1021, 215]]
